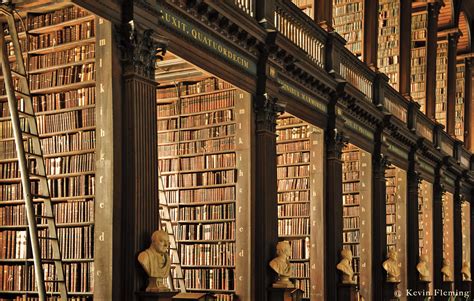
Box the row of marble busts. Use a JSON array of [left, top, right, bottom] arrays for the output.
[[335, 248, 472, 285]]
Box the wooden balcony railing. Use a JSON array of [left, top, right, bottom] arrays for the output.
[[234, 0, 255, 17], [460, 147, 471, 169], [274, 0, 325, 68], [416, 114, 434, 143], [384, 85, 408, 123], [440, 131, 454, 156], [338, 47, 373, 101]]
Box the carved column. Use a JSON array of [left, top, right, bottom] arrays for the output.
[[425, 1, 442, 120], [254, 95, 283, 301], [433, 166, 446, 296], [372, 129, 390, 301], [363, 0, 378, 68], [446, 32, 460, 136], [315, 0, 333, 30], [406, 151, 426, 300], [324, 87, 349, 301], [399, 0, 412, 97], [118, 20, 167, 301]]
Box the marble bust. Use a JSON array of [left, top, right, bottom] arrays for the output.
[[337, 248, 356, 285], [138, 230, 171, 292], [382, 250, 401, 283], [417, 254, 431, 282], [441, 258, 454, 282], [461, 262, 471, 282], [269, 241, 294, 288]]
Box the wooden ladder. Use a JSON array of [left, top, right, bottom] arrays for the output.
[[0, 5, 68, 300], [158, 169, 187, 293]]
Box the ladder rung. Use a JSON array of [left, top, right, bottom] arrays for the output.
[[11, 70, 27, 79], [25, 151, 42, 159], [30, 173, 48, 179], [37, 236, 58, 241], [14, 90, 30, 99], [36, 214, 54, 219], [31, 193, 50, 199], [22, 131, 38, 139], [17, 110, 35, 118], [42, 258, 61, 263]]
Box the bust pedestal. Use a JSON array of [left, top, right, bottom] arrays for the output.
[[383, 281, 400, 300], [137, 291, 177, 301], [268, 287, 304, 301], [138, 292, 215, 301], [337, 283, 358, 301]]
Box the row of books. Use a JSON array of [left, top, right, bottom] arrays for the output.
[[36, 108, 95, 134], [288, 238, 310, 260], [158, 137, 235, 157], [48, 174, 95, 198], [29, 63, 95, 90], [276, 127, 310, 140], [0, 199, 94, 225], [159, 124, 236, 143], [278, 203, 309, 217], [158, 92, 235, 117], [277, 191, 309, 203], [276, 141, 309, 153], [171, 203, 235, 221], [165, 153, 236, 171], [343, 206, 360, 216], [455, 64, 465, 140], [277, 166, 309, 178], [278, 218, 309, 236], [28, 45, 95, 71], [343, 194, 360, 205], [165, 187, 235, 205], [162, 170, 236, 188], [0, 262, 93, 292], [156, 78, 233, 99], [179, 109, 234, 129], [27, 6, 90, 30], [37, 226, 93, 259], [176, 222, 235, 240], [343, 216, 360, 229], [342, 182, 360, 193], [0, 182, 40, 201], [277, 116, 304, 126], [291, 262, 309, 278], [183, 268, 234, 291], [41, 131, 95, 155], [43, 153, 95, 175], [342, 170, 360, 182], [343, 231, 360, 243], [28, 21, 95, 50], [179, 243, 235, 266], [294, 279, 310, 299], [277, 152, 310, 165], [277, 178, 309, 191]]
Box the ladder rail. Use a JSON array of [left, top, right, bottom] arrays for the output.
[[158, 169, 186, 293], [0, 24, 47, 300]]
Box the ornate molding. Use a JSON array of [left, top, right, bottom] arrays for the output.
[[118, 21, 167, 80], [325, 128, 348, 159], [255, 94, 285, 132]]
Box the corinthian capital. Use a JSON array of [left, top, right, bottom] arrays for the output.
[[118, 21, 167, 80]]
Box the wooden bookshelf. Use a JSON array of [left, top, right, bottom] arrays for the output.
[[333, 0, 364, 58], [275, 114, 324, 299], [442, 192, 454, 280], [0, 5, 95, 299], [157, 70, 250, 301], [461, 201, 471, 274], [418, 180, 434, 292], [341, 144, 371, 299], [435, 40, 448, 128], [455, 62, 465, 141], [291, 0, 314, 18], [411, 10, 428, 112], [385, 165, 407, 293], [377, 0, 400, 90]]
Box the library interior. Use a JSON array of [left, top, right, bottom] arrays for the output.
[[0, 0, 474, 300]]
